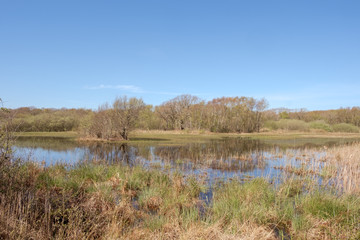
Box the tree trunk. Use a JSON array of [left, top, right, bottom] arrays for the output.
[[121, 128, 128, 140]]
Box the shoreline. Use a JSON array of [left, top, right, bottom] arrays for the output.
[[15, 129, 360, 141]]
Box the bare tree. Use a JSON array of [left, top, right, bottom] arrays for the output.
[[89, 103, 114, 140], [112, 96, 145, 140], [173, 94, 200, 130], [254, 98, 269, 132], [157, 94, 200, 130], [155, 103, 177, 130]]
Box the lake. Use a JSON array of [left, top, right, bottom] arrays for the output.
[[13, 136, 359, 187]]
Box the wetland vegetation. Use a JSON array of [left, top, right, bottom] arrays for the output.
[[1, 97, 360, 239], [2, 133, 360, 239], [2, 140, 360, 239]]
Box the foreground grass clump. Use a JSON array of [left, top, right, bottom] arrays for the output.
[[212, 179, 275, 224], [0, 161, 208, 239], [211, 178, 360, 239], [0, 159, 359, 239]]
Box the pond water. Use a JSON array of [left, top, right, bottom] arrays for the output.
[[13, 136, 359, 187]]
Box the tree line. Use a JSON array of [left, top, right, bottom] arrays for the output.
[[6, 107, 91, 132], [270, 107, 360, 127], [2, 95, 360, 139], [82, 95, 268, 140]]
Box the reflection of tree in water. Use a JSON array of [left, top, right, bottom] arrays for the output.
[[15, 137, 142, 166], [15, 137, 359, 173], [152, 138, 268, 173], [86, 143, 139, 166], [82, 138, 270, 173]]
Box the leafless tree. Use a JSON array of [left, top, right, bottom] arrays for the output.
[[156, 94, 200, 130], [254, 98, 269, 132], [112, 96, 145, 140]]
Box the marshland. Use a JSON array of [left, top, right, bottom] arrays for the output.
[[2, 126, 360, 239], [2, 96, 360, 239]]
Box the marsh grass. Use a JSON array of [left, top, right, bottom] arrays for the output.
[[273, 142, 360, 194], [1, 143, 360, 239], [15, 131, 78, 138]]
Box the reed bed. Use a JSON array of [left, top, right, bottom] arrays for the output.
[[269, 142, 360, 194], [323, 143, 360, 194]]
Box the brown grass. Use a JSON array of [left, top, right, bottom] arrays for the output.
[[324, 142, 360, 194]]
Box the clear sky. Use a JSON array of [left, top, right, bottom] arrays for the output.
[[1, 0, 359, 110]]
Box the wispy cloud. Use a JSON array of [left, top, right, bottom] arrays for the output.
[[85, 84, 143, 93]]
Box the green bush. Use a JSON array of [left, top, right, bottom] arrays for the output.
[[279, 119, 309, 131], [332, 123, 359, 133], [309, 120, 333, 132], [264, 120, 279, 130], [266, 119, 309, 131]]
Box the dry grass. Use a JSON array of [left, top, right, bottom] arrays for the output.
[[271, 142, 360, 194], [122, 221, 277, 240], [323, 142, 360, 194]]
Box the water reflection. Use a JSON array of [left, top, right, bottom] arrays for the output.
[[13, 136, 360, 184], [151, 138, 268, 173]]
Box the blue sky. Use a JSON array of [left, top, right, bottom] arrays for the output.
[[1, 0, 359, 110]]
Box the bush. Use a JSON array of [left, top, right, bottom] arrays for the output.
[[309, 120, 333, 132], [264, 120, 279, 130], [265, 119, 309, 131], [332, 123, 359, 133]]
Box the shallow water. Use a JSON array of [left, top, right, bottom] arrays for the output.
[[13, 136, 359, 186]]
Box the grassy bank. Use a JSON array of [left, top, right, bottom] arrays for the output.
[[1, 143, 360, 239], [15, 131, 78, 138]]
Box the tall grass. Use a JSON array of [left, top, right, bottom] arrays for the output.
[[211, 178, 360, 239]]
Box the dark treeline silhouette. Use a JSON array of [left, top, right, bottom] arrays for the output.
[[3, 95, 360, 139]]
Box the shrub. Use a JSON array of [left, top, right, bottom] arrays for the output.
[[266, 119, 309, 131], [332, 123, 359, 133], [264, 120, 279, 130], [309, 120, 333, 132]]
